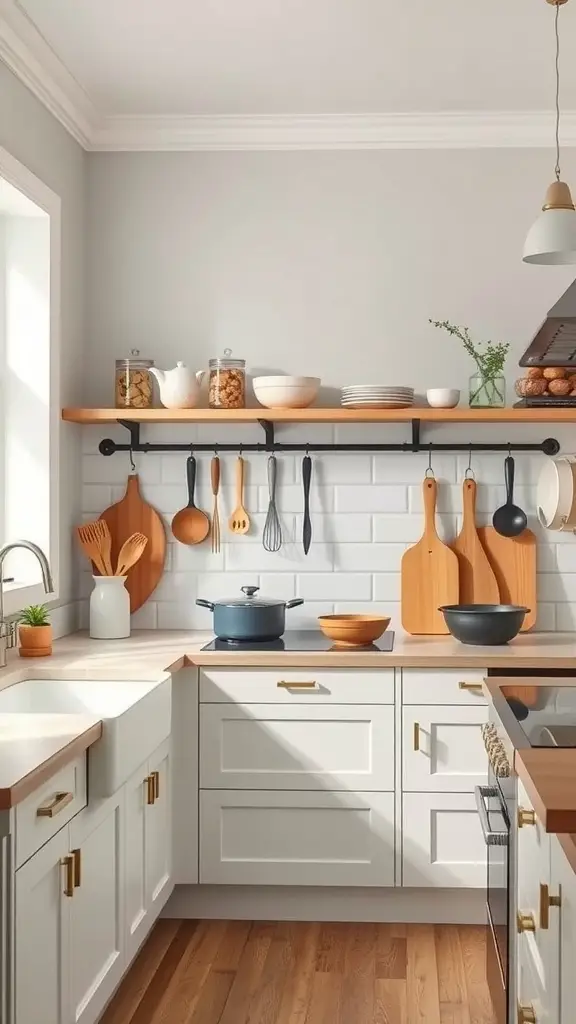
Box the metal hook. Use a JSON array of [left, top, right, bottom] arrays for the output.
[[465, 447, 475, 480], [425, 447, 435, 478], [129, 447, 136, 473]]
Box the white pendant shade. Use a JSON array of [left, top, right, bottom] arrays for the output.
[[523, 180, 576, 264]]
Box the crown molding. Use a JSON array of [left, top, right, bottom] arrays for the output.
[[0, 0, 98, 148], [2, 5, 576, 152], [89, 110, 576, 151]]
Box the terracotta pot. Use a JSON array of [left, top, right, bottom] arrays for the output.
[[18, 624, 52, 658]]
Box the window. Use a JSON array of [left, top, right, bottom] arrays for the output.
[[0, 148, 60, 615]]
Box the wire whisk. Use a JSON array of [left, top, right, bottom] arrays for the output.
[[211, 455, 221, 553], [263, 455, 282, 552]]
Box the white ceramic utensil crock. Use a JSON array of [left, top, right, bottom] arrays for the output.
[[89, 575, 130, 639], [537, 456, 576, 531]]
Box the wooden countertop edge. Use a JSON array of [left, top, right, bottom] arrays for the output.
[[0, 721, 103, 810], [184, 653, 576, 668], [516, 749, 576, 834]]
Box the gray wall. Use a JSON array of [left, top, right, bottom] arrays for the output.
[[0, 62, 86, 612]]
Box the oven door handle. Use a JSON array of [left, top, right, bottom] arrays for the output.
[[475, 786, 508, 847]]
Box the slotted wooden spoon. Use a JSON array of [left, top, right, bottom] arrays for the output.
[[229, 455, 250, 535], [115, 532, 148, 575], [76, 521, 113, 576]]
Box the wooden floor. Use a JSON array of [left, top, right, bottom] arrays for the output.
[[101, 920, 496, 1024]]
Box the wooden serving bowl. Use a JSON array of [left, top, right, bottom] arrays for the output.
[[317, 614, 391, 647]]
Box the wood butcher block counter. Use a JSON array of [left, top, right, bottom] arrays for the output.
[[0, 629, 575, 809]]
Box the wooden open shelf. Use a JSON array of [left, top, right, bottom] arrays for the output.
[[62, 406, 576, 425]]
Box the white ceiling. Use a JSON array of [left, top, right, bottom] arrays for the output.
[[15, 0, 576, 116]]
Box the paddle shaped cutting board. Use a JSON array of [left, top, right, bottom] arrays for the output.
[[99, 475, 166, 613], [401, 477, 459, 634], [477, 527, 537, 632], [450, 478, 500, 605]]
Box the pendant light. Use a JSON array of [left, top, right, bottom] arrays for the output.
[[523, 0, 576, 264]]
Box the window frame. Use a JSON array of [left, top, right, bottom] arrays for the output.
[[0, 146, 61, 615]]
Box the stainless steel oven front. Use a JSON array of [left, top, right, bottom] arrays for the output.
[[477, 721, 517, 1024]]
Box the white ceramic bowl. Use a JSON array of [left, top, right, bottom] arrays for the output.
[[426, 388, 461, 409], [253, 376, 321, 409]]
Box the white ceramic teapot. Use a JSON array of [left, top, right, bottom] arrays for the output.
[[149, 362, 206, 408]]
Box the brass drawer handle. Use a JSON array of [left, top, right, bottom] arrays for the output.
[[459, 681, 483, 691], [61, 855, 74, 897], [145, 775, 155, 805], [37, 791, 74, 818], [413, 722, 420, 751], [539, 882, 561, 930], [72, 848, 81, 888], [517, 912, 536, 933], [518, 807, 536, 828], [518, 1005, 537, 1024], [276, 681, 318, 690], [152, 770, 160, 799]]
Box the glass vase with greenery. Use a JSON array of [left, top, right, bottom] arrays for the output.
[[429, 319, 510, 408]]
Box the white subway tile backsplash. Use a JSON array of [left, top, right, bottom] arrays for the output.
[[81, 442, 576, 632], [335, 485, 407, 513], [297, 574, 372, 601]]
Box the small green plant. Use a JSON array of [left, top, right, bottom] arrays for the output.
[[429, 319, 510, 405], [18, 604, 50, 627]]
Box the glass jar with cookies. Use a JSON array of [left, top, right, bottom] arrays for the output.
[[208, 349, 246, 409], [115, 350, 155, 409]]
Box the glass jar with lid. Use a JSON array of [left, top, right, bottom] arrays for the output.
[[208, 349, 246, 409], [115, 350, 155, 409]]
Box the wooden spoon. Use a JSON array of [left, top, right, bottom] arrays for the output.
[[115, 532, 148, 575], [172, 456, 210, 545], [229, 455, 250, 534]]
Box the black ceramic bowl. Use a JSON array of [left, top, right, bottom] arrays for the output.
[[439, 604, 529, 646]]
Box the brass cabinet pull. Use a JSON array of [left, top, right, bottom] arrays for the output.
[[539, 882, 561, 930], [413, 722, 420, 751], [145, 775, 155, 805], [72, 848, 81, 888], [37, 791, 74, 818], [61, 855, 74, 897], [152, 770, 160, 799], [518, 1005, 537, 1024], [517, 912, 536, 934], [276, 680, 318, 690], [459, 681, 483, 691], [518, 807, 537, 828]]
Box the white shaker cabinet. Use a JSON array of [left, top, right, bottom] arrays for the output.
[[402, 705, 488, 792], [546, 837, 576, 1024], [402, 792, 487, 887], [124, 738, 172, 963], [14, 826, 70, 1024]]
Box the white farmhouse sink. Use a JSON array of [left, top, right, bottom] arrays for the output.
[[0, 676, 171, 796]]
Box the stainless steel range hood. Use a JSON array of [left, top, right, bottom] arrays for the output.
[[520, 278, 576, 366]]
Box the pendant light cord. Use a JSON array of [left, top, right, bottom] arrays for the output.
[[554, 0, 562, 181]]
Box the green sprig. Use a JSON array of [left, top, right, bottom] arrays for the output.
[[429, 319, 510, 380]]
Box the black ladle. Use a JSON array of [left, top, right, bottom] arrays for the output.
[[492, 455, 528, 537]]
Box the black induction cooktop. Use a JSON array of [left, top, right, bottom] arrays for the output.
[[201, 630, 395, 653], [503, 685, 576, 747]]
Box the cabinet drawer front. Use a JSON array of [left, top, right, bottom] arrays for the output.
[[200, 790, 395, 886], [199, 668, 394, 704], [16, 755, 87, 868], [403, 705, 488, 792], [402, 669, 487, 705], [402, 792, 487, 888], [200, 704, 394, 791]]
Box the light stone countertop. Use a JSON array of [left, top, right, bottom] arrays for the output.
[[1, 628, 576, 809]]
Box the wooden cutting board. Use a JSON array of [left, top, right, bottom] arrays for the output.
[[450, 479, 500, 605], [401, 477, 459, 635], [99, 474, 166, 613], [477, 526, 537, 632]]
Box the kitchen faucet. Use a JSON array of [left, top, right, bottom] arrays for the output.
[[0, 541, 54, 667]]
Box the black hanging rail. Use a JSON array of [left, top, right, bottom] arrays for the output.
[[97, 419, 561, 457]]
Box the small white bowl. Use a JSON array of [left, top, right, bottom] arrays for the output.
[[426, 388, 461, 409], [253, 376, 321, 409]]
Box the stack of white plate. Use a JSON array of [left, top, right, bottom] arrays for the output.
[[340, 385, 414, 409]]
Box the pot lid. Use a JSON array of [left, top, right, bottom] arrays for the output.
[[212, 586, 287, 607]]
